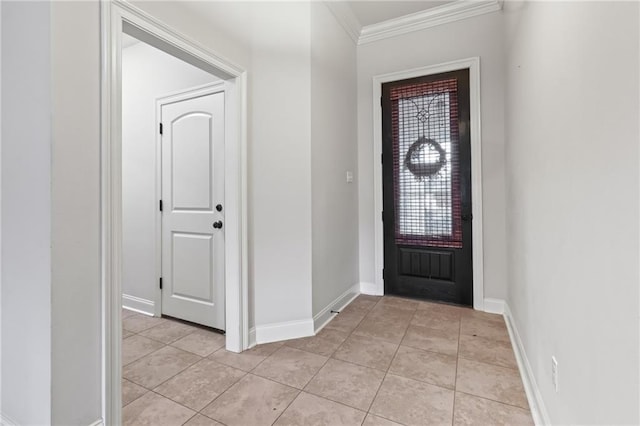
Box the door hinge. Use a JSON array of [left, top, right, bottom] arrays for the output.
[[159, 200, 163, 212], [159, 123, 163, 135], [159, 277, 163, 290], [381, 211, 384, 221], [381, 153, 383, 164], [380, 96, 383, 107]]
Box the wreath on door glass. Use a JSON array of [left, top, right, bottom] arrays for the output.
[[404, 136, 447, 179]]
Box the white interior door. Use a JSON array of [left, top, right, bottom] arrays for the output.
[[161, 90, 225, 330]]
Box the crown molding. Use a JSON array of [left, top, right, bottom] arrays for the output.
[[358, 0, 503, 45], [324, 1, 362, 44]]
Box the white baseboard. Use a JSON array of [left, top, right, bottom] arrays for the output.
[[503, 303, 551, 426], [122, 294, 155, 316], [248, 327, 256, 349], [483, 297, 505, 314], [0, 412, 18, 426], [313, 283, 360, 333], [255, 318, 314, 344], [360, 282, 383, 296], [87, 420, 104, 426]]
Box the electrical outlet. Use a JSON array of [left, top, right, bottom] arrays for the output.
[[551, 356, 559, 392], [346, 171, 354, 183]]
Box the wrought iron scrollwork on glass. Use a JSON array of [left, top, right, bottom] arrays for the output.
[[405, 93, 448, 180]]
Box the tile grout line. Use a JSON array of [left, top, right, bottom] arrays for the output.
[[247, 343, 290, 374], [284, 302, 406, 424], [125, 298, 528, 425], [126, 349, 203, 396], [398, 321, 518, 371], [332, 350, 455, 393], [179, 412, 198, 426], [123, 341, 202, 379], [123, 326, 213, 368], [454, 389, 533, 412], [453, 317, 532, 418], [148, 389, 200, 420], [199, 341, 286, 413], [195, 371, 252, 424], [271, 298, 382, 426], [122, 316, 248, 424], [457, 354, 520, 371], [200, 344, 302, 425], [283, 344, 337, 414], [363, 303, 417, 418], [123, 328, 210, 411], [354, 298, 386, 426], [259, 385, 301, 426], [120, 383, 148, 410], [127, 337, 387, 424], [452, 313, 463, 426], [123, 342, 172, 371], [359, 298, 418, 425], [150, 361, 249, 415], [138, 325, 202, 346]]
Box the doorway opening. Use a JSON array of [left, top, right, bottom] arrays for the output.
[[102, 2, 248, 424], [155, 82, 227, 330], [381, 69, 472, 306], [121, 33, 226, 330], [371, 58, 485, 310]]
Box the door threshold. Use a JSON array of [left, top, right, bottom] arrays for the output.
[[161, 314, 226, 335]]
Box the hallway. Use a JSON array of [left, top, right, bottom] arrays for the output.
[[122, 295, 533, 425]]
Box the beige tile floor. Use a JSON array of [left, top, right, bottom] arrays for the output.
[[122, 295, 534, 426]]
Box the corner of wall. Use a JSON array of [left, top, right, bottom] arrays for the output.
[[254, 319, 315, 345], [503, 302, 551, 426], [359, 282, 383, 296], [121, 295, 155, 317], [313, 283, 360, 332]]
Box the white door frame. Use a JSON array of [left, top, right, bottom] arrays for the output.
[[101, 2, 248, 424], [154, 81, 227, 318], [371, 57, 485, 310]]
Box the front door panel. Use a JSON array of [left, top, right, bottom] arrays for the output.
[[161, 91, 225, 329], [382, 69, 472, 306]]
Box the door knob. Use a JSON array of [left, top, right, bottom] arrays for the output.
[[213, 221, 223, 229], [461, 214, 473, 222]]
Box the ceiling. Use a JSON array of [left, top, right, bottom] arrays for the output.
[[346, 1, 456, 27]]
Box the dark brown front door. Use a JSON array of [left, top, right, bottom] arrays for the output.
[[382, 69, 473, 306]]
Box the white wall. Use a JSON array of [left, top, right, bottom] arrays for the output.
[[310, 3, 359, 320], [503, 2, 639, 424], [1, 2, 52, 424], [122, 41, 218, 310], [1, 3, 103, 424], [130, 0, 257, 331], [132, 1, 253, 70], [356, 11, 508, 301], [131, 1, 361, 338], [0, 0, 3, 415], [131, 1, 316, 335], [50, 2, 102, 424], [249, 2, 314, 331]]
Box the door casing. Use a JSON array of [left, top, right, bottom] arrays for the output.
[[101, 1, 248, 424], [371, 58, 485, 310]]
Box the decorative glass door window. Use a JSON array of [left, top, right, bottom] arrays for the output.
[[390, 79, 462, 248]]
